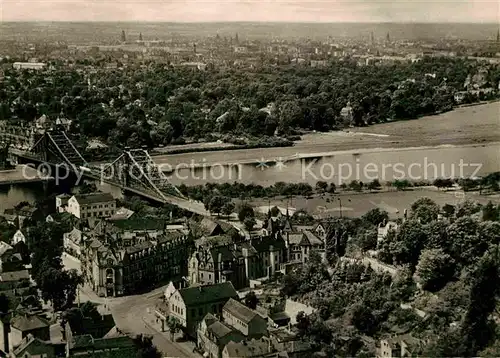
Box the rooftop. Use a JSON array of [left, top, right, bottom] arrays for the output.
[[0, 270, 30, 282], [73, 193, 115, 205], [224, 298, 262, 324], [224, 338, 271, 357], [11, 314, 49, 331], [0, 241, 13, 256], [70, 334, 136, 351], [112, 217, 165, 231], [178, 282, 238, 306], [208, 320, 235, 339]]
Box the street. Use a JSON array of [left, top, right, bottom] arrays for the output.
[[110, 291, 195, 357], [62, 253, 197, 357]]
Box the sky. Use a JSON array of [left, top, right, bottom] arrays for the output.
[[1, 0, 499, 23]]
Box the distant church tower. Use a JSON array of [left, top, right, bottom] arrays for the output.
[[193, 43, 197, 54], [497, 29, 500, 43], [386, 32, 390, 44], [139, 32, 143, 41], [235, 33, 239, 44], [121, 30, 126, 43], [370, 31, 375, 45]]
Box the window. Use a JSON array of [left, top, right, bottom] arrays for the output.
[[198, 308, 203, 316], [208, 274, 212, 280]]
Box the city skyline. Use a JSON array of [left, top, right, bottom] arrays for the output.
[[1, 0, 499, 23]]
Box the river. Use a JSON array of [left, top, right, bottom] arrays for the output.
[[1, 101, 499, 210], [161, 142, 500, 186]]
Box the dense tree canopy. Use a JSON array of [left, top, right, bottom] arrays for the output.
[[279, 197, 500, 356], [2, 57, 497, 148]]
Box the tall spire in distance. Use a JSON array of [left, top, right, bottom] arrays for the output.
[[386, 32, 390, 43], [139, 32, 143, 41], [370, 31, 374, 45], [121, 30, 126, 43], [497, 29, 500, 42]]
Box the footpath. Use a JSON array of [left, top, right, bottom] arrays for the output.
[[142, 309, 201, 357]]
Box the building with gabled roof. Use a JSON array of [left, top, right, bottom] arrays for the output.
[[200, 217, 226, 236], [189, 234, 287, 290], [66, 193, 116, 220], [11, 333, 56, 358], [222, 299, 267, 338], [0, 270, 30, 291], [65, 333, 137, 357], [284, 230, 323, 264], [197, 313, 245, 358], [222, 338, 274, 358], [4, 314, 51, 354], [168, 282, 238, 338]]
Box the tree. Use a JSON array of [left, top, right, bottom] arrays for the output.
[[362, 208, 389, 226], [244, 291, 258, 310], [367, 179, 381, 191], [349, 180, 363, 192], [166, 317, 181, 341], [433, 178, 453, 190], [79, 182, 98, 195], [296, 311, 311, 336], [355, 229, 378, 252], [208, 195, 228, 216], [237, 202, 255, 222], [315, 181, 328, 193], [442, 203, 455, 218], [221, 200, 235, 219], [133, 334, 162, 358], [0, 294, 9, 314], [393, 179, 410, 191], [38, 267, 83, 311], [63, 302, 101, 335], [415, 248, 455, 292], [378, 220, 427, 266], [482, 201, 499, 221], [410, 197, 439, 224], [447, 216, 484, 266], [455, 199, 481, 218], [243, 217, 256, 231], [461, 247, 500, 356]]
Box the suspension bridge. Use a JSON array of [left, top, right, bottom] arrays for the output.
[[7, 129, 209, 216]]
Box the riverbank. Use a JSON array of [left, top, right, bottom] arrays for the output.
[[153, 101, 500, 166], [151, 100, 499, 158]]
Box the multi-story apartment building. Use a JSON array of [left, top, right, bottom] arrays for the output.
[[81, 229, 192, 297], [13, 62, 46, 70], [66, 193, 116, 220], [188, 235, 287, 290]]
